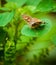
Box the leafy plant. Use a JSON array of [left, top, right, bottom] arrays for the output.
[[0, 11, 14, 26], [0, 0, 56, 65], [6, 0, 27, 7]]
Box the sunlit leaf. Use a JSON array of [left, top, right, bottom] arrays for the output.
[[36, 0, 53, 12], [0, 11, 14, 26], [6, 0, 27, 7], [4, 2, 18, 9], [26, 0, 41, 6], [25, 6, 36, 13]]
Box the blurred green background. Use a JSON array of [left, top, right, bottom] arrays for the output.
[[0, 0, 56, 65]]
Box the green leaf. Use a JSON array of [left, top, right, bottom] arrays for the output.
[[6, 0, 27, 7], [4, 2, 18, 10], [21, 25, 38, 37], [52, 0, 56, 12], [37, 18, 52, 36], [25, 6, 36, 13], [0, 11, 14, 26], [21, 18, 52, 37], [20, 35, 30, 42], [26, 0, 41, 6], [36, 0, 53, 12], [0, 7, 10, 12]]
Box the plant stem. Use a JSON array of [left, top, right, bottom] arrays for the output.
[[14, 22, 19, 44]]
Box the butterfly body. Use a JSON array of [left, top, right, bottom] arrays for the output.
[[22, 14, 45, 28]]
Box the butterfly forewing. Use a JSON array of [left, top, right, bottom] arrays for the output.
[[22, 14, 45, 28]]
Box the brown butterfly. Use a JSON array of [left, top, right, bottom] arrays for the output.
[[22, 14, 45, 28]]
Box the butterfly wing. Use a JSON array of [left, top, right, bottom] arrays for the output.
[[22, 14, 45, 28]]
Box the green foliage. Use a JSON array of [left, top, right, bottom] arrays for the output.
[[46, 47, 56, 65], [5, 40, 15, 65], [21, 18, 52, 37], [0, 28, 8, 62], [20, 36, 30, 42], [36, 0, 53, 12], [16, 41, 27, 51], [52, 0, 56, 12], [0, 0, 56, 65], [24, 42, 51, 61], [0, 11, 14, 26], [0, 28, 8, 42], [24, 6, 36, 13], [51, 35, 56, 45], [21, 25, 38, 37], [6, 0, 27, 7], [0, 42, 4, 61], [37, 18, 52, 36], [48, 47, 56, 59], [26, 0, 41, 6], [4, 0, 56, 12], [4, 2, 18, 10], [0, 7, 10, 12]]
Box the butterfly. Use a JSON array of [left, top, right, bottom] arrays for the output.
[[22, 14, 45, 28]]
